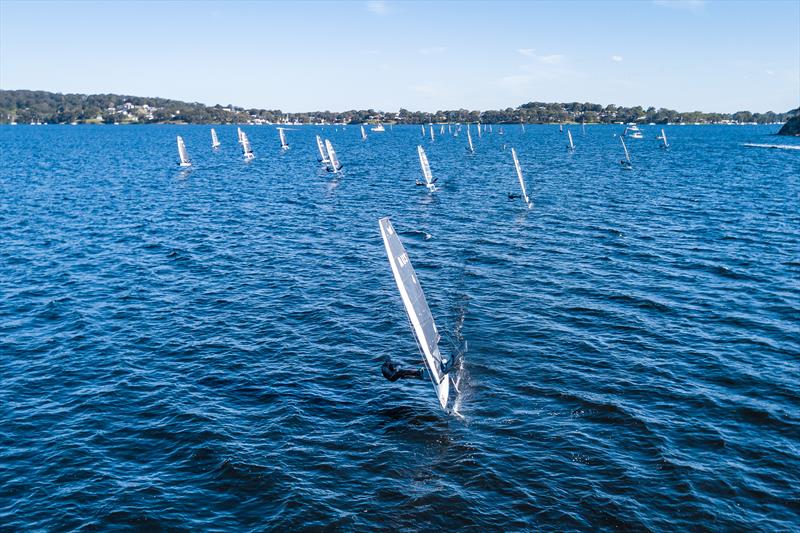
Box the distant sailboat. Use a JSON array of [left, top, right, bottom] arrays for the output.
[[241, 130, 255, 160], [521, 122, 526, 134], [659, 128, 669, 149], [466, 125, 474, 153], [416, 145, 437, 191], [421, 124, 426, 137], [430, 125, 435, 141], [237, 127, 244, 144], [211, 128, 221, 149], [325, 139, 342, 172], [440, 124, 445, 135], [477, 122, 482, 138], [278, 127, 289, 150], [581, 120, 586, 135], [378, 216, 452, 410], [509, 148, 532, 209], [316, 135, 329, 163], [177, 136, 191, 167], [371, 123, 385, 132], [361, 124, 367, 141], [620, 136, 632, 169], [448, 124, 452, 135], [559, 123, 563, 133], [567, 129, 575, 151]]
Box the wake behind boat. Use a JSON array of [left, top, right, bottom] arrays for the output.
[[378, 217, 453, 410]]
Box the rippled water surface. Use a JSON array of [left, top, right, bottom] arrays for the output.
[[1, 124, 799, 530]]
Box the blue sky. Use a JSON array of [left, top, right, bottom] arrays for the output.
[[1, 0, 798, 113]]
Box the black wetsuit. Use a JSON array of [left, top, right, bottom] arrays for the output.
[[381, 358, 423, 382]]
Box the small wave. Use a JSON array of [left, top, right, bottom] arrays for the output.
[[742, 143, 800, 150]]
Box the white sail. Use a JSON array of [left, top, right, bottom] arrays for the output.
[[325, 139, 341, 172], [466, 126, 474, 153], [448, 124, 452, 134], [177, 136, 191, 167], [316, 135, 329, 163], [661, 128, 669, 148], [511, 148, 532, 209], [521, 122, 526, 134], [417, 145, 436, 191], [211, 128, 220, 148], [582, 121, 586, 135], [477, 122, 482, 138], [421, 124, 426, 137], [378, 217, 450, 409], [430, 125, 435, 141], [620, 136, 631, 164], [237, 127, 244, 144], [567, 129, 575, 150], [361, 124, 367, 141], [559, 123, 563, 133], [440, 124, 445, 135], [241, 131, 254, 160], [278, 127, 288, 149]]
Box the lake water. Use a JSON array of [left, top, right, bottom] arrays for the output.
[[1, 123, 798, 530]]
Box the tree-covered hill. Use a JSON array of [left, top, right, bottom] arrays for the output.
[[0, 89, 791, 125]]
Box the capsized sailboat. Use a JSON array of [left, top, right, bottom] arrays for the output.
[[416, 145, 437, 191], [510, 148, 532, 208], [378, 217, 452, 410], [211, 128, 220, 149], [325, 139, 342, 172], [177, 136, 191, 167]]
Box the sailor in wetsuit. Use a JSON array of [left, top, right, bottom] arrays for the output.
[[381, 356, 424, 382]]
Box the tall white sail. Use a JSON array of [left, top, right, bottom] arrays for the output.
[[620, 136, 631, 166], [237, 127, 244, 144], [177, 136, 191, 167], [325, 139, 342, 172], [559, 123, 563, 133], [211, 128, 220, 148], [278, 127, 288, 149], [378, 217, 450, 410], [477, 122, 482, 138], [466, 126, 474, 153], [521, 122, 526, 134], [316, 135, 329, 163], [417, 145, 436, 191], [241, 131, 254, 160], [361, 124, 367, 141], [567, 129, 575, 151], [448, 124, 452, 134], [661, 128, 669, 148], [429, 125, 435, 141], [511, 148, 532, 209], [421, 124, 426, 137], [440, 124, 445, 135]]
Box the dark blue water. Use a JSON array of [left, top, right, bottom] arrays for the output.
[[1, 123, 798, 530]]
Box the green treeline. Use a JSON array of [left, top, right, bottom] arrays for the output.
[[0, 89, 792, 125]]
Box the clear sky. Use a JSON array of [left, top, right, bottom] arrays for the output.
[[1, 0, 798, 113]]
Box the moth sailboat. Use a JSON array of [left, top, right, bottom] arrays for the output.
[[316, 135, 329, 163], [416, 145, 437, 191], [211, 128, 221, 149], [177, 136, 191, 167], [241, 130, 255, 160], [278, 127, 289, 150], [510, 148, 532, 209], [378, 217, 452, 410], [620, 136, 632, 168], [325, 139, 342, 172]]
